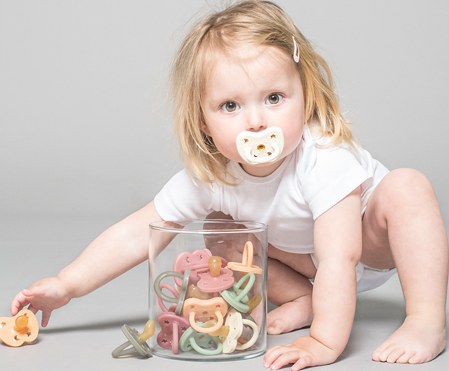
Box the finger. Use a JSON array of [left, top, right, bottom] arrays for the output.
[[292, 354, 313, 371], [27, 304, 38, 314], [272, 351, 306, 371], [41, 310, 52, 328], [264, 346, 288, 367], [11, 291, 31, 315]]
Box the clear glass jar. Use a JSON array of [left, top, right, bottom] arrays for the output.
[[148, 219, 267, 360]]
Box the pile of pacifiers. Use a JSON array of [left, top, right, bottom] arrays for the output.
[[153, 240, 263, 356]]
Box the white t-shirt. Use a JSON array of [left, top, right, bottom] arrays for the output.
[[154, 126, 389, 254]]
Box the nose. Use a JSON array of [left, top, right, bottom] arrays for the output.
[[246, 106, 266, 132]]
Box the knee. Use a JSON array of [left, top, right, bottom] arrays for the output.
[[376, 168, 435, 208], [383, 168, 433, 194]]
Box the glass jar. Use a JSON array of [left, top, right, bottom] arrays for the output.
[[148, 219, 267, 360]]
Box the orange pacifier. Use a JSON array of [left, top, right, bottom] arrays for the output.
[[182, 297, 228, 334], [227, 241, 262, 274], [0, 309, 39, 347]]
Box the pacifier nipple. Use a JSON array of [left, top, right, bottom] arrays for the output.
[[14, 315, 29, 333], [236, 127, 284, 165]]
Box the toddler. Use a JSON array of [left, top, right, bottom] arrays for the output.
[[11, 1, 448, 370]]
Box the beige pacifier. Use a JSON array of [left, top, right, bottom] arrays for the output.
[[236, 127, 284, 164]]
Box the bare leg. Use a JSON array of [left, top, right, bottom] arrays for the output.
[[267, 257, 313, 334], [361, 169, 448, 364], [205, 212, 317, 335], [266, 245, 316, 334]]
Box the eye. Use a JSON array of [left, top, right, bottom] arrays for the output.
[[220, 101, 239, 113], [265, 93, 283, 105]]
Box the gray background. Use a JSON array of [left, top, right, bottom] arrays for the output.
[[1, 1, 448, 370]]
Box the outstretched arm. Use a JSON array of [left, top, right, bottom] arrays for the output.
[[11, 201, 162, 326], [264, 187, 362, 370]]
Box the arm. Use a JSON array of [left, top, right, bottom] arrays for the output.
[[308, 186, 362, 353], [264, 187, 362, 370], [11, 201, 162, 326]]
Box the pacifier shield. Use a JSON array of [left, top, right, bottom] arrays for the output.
[[236, 127, 284, 164]]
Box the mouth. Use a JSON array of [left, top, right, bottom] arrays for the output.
[[236, 127, 284, 164]]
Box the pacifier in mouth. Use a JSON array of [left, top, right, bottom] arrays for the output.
[[236, 127, 284, 165]]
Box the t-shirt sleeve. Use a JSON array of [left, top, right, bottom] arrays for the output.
[[154, 170, 214, 221], [300, 146, 371, 220]]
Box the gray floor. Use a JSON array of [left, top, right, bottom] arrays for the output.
[[1, 216, 448, 371]]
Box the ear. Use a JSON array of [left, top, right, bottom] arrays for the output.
[[201, 123, 211, 136]]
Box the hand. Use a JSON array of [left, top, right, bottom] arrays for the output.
[[11, 276, 72, 327], [263, 335, 340, 370]]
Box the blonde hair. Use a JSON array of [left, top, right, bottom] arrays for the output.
[[171, 0, 353, 184]]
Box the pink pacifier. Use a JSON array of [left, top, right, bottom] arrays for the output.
[[227, 241, 262, 274], [197, 256, 235, 293], [157, 312, 189, 354], [174, 249, 212, 284], [182, 297, 228, 334], [236, 126, 284, 164]]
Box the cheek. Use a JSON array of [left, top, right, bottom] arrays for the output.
[[213, 135, 238, 158], [283, 119, 304, 152]]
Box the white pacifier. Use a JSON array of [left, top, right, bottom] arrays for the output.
[[236, 127, 284, 165]]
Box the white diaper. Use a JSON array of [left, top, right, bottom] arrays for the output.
[[310, 255, 396, 293]]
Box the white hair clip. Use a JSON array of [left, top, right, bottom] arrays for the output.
[[292, 36, 300, 63]]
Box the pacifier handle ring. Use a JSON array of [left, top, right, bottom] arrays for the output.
[[175, 269, 190, 315], [234, 272, 256, 301], [227, 241, 262, 274], [242, 241, 253, 267], [157, 284, 179, 312], [235, 319, 259, 351], [188, 311, 224, 334], [155, 269, 189, 315], [111, 323, 153, 358], [154, 271, 184, 303], [179, 327, 223, 355], [188, 335, 223, 356]]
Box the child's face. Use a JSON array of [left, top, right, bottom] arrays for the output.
[[202, 45, 305, 177]]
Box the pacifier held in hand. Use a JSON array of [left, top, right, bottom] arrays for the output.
[[0, 309, 39, 347], [236, 126, 284, 164]]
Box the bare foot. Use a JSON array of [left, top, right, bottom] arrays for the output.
[[267, 295, 313, 335], [372, 315, 446, 363]]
